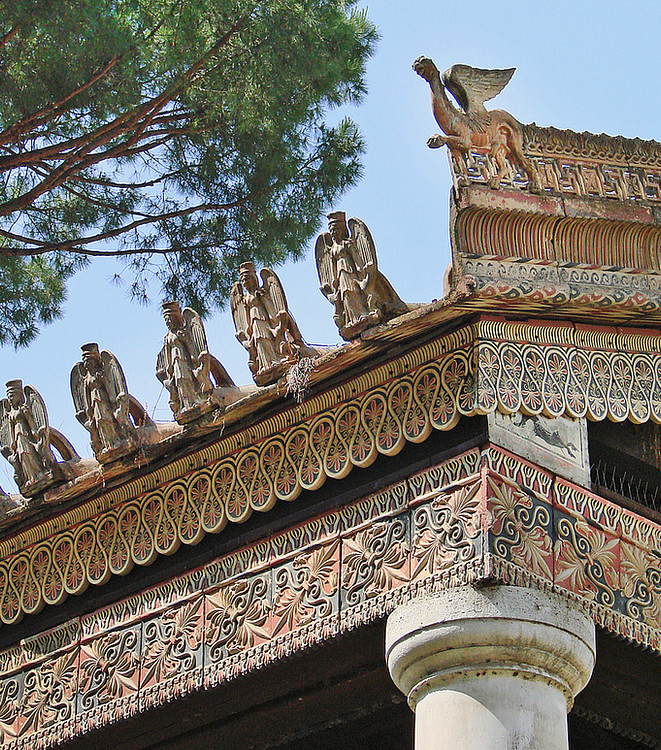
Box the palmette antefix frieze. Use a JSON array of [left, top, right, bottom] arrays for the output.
[[522, 124, 661, 167], [3, 319, 661, 625]]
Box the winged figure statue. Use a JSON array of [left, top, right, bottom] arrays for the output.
[[70, 343, 140, 463], [413, 57, 539, 190], [315, 212, 408, 340], [156, 301, 234, 423], [231, 262, 317, 386], [0, 380, 62, 496]]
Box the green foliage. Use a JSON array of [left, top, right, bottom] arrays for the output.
[[0, 0, 377, 346]]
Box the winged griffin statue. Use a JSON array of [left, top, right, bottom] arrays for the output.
[[0, 380, 63, 496], [157, 301, 235, 424], [315, 212, 408, 340], [231, 262, 317, 386], [71, 343, 143, 463], [412, 57, 539, 190]]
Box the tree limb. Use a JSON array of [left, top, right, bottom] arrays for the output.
[[0, 24, 20, 52], [0, 196, 251, 255], [0, 12, 252, 217]]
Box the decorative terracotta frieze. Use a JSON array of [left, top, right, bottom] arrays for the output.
[[2, 321, 661, 624], [484, 447, 661, 649], [453, 123, 661, 204], [0, 451, 484, 747], [461, 257, 661, 320], [0, 447, 658, 748]]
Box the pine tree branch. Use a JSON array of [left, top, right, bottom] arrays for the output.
[[0, 12, 251, 218], [0, 106, 189, 169], [0, 56, 123, 148], [74, 172, 179, 190], [0, 0, 187, 147], [59, 183, 154, 220], [0, 24, 20, 51], [0, 196, 250, 256]]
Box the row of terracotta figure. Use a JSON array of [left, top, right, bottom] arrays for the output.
[[0, 212, 410, 500]]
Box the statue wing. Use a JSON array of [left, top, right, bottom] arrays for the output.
[[24, 385, 49, 444], [442, 64, 515, 117], [49, 429, 79, 461], [261, 268, 287, 320], [70, 362, 89, 425], [230, 282, 250, 346], [156, 344, 169, 384], [0, 399, 11, 459], [315, 233, 335, 299], [182, 307, 209, 363], [209, 355, 235, 388], [101, 349, 130, 424], [348, 217, 378, 274]]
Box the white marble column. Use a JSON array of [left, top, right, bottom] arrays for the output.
[[386, 585, 595, 750]]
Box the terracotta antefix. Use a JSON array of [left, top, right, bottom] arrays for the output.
[[413, 57, 539, 190], [231, 262, 317, 386], [157, 301, 235, 424], [71, 343, 141, 464], [315, 211, 408, 340], [0, 380, 63, 496]]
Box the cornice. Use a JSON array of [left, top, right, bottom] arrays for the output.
[[2, 319, 661, 625]]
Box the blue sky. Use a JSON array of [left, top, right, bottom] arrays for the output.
[[3, 1, 661, 490]]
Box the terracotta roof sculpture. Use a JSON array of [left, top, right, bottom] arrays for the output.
[[0, 380, 63, 497], [71, 343, 141, 464], [156, 301, 235, 424], [231, 262, 317, 386], [412, 56, 539, 190], [315, 211, 408, 340]]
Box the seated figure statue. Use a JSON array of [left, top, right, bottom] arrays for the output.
[[231, 262, 316, 386], [315, 212, 408, 340], [156, 301, 235, 424]]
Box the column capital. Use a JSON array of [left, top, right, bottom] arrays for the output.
[[386, 585, 595, 712]]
